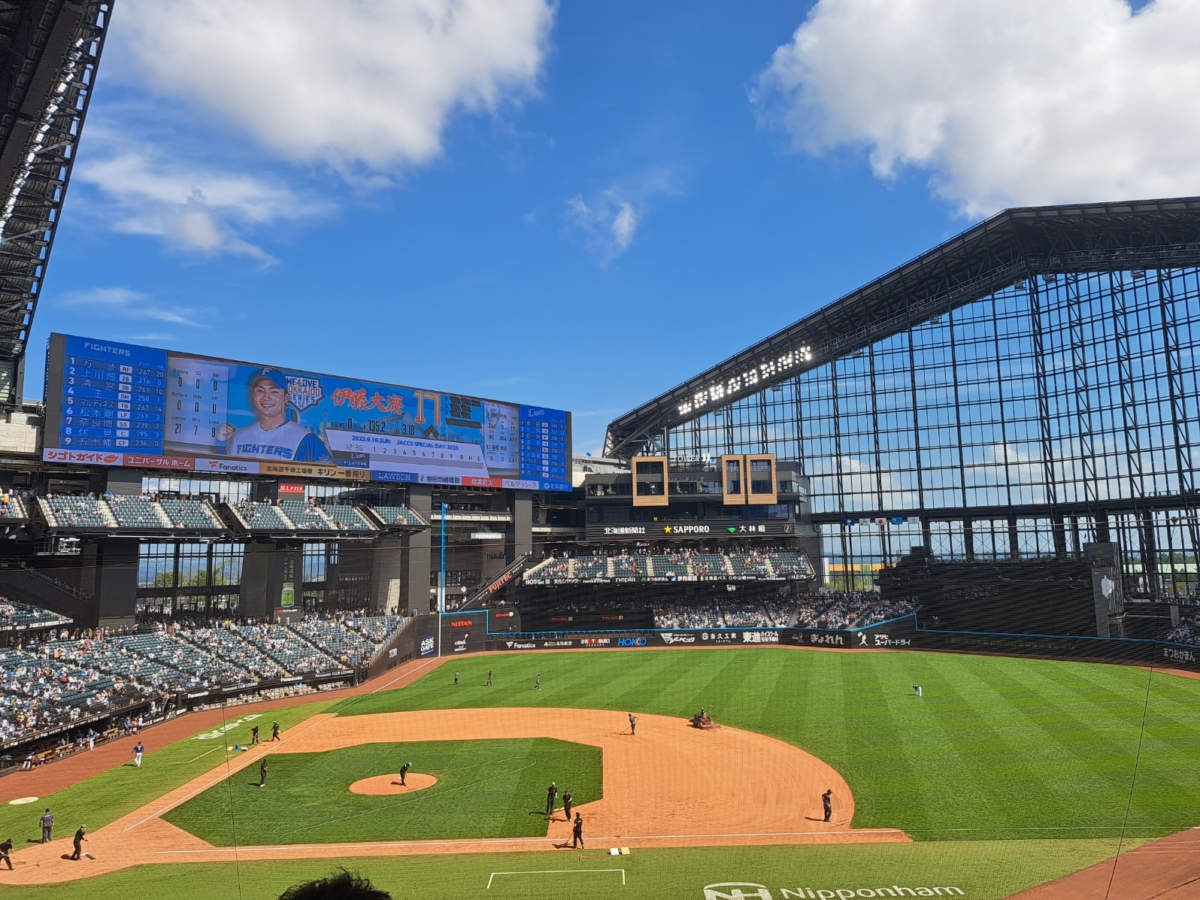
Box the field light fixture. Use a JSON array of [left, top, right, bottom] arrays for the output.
[[678, 345, 811, 417]]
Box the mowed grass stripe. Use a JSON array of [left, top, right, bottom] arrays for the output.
[[334, 649, 1200, 840]]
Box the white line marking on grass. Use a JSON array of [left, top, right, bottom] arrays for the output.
[[487, 869, 625, 889], [181, 746, 222, 764]]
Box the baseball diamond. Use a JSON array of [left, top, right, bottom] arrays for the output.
[[0, 648, 1198, 899], [2, 6, 1200, 898]]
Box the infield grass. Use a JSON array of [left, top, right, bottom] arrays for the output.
[[163, 738, 602, 845], [335, 649, 1200, 841]]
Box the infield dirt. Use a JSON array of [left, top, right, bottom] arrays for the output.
[[1, 706, 906, 884]]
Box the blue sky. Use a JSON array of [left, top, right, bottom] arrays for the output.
[[28, 0, 1199, 455]]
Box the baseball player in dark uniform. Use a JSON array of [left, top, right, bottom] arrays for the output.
[[454, 671, 459, 685], [259, 759, 269, 788], [822, 789, 833, 823], [0, 837, 13, 870], [562, 790, 573, 822], [70, 825, 86, 860], [486, 670, 493, 686], [572, 812, 584, 848], [545, 782, 558, 816], [399, 762, 411, 786], [271, 721, 281, 741]]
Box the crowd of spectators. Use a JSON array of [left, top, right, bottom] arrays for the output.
[[652, 592, 916, 630], [525, 545, 815, 584], [0, 598, 71, 631], [792, 592, 918, 629], [1165, 615, 1200, 646], [0, 606, 408, 749]]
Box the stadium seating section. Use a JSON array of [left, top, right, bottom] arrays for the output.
[[14, 493, 421, 537], [524, 548, 815, 584], [320, 502, 377, 532], [158, 498, 225, 531], [369, 505, 426, 528], [0, 599, 71, 631], [40, 495, 114, 529], [231, 501, 294, 532], [0, 611, 409, 745], [653, 593, 916, 630], [107, 495, 171, 530], [0, 494, 26, 520]]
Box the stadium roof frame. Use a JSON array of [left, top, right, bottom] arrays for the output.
[[0, 0, 112, 403], [604, 196, 1200, 459]]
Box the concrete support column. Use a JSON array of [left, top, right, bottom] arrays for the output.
[[507, 490, 533, 563], [95, 537, 139, 628], [1007, 514, 1020, 559], [369, 537, 404, 614], [963, 519, 975, 561], [1052, 515, 1068, 560], [403, 484, 433, 614], [239, 542, 302, 620]]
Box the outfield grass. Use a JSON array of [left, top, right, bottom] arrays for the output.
[[334, 649, 1200, 841], [1, 648, 1195, 898], [0, 838, 1140, 900], [0, 698, 335, 845], [163, 738, 602, 845]]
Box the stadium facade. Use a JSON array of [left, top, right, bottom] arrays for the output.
[[604, 198, 1200, 601]]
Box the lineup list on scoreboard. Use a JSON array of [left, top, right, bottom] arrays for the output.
[[58, 337, 167, 452], [519, 406, 569, 483], [46, 334, 572, 492]]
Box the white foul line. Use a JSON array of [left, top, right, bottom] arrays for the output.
[[487, 869, 625, 889]]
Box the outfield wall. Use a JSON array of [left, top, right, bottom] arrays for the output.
[[464, 609, 1200, 674]]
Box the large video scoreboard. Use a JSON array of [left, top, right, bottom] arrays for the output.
[[43, 333, 572, 491]]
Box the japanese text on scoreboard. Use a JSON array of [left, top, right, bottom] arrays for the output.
[[42, 334, 571, 491]]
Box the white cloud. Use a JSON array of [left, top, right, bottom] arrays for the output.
[[59, 286, 207, 328], [566, 191, 643, 262], [754, 0, 1200, 216], [565, 169, 680, 262], [116, 0, 554, 177], [76, 141, 326, 261]]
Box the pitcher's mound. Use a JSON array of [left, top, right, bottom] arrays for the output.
[[348, 773, 437, 796]]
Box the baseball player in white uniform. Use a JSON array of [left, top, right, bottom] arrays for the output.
[[217, 368, 332, 463]]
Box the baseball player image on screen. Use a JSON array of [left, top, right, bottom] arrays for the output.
[[217, 368, 333, 463]]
